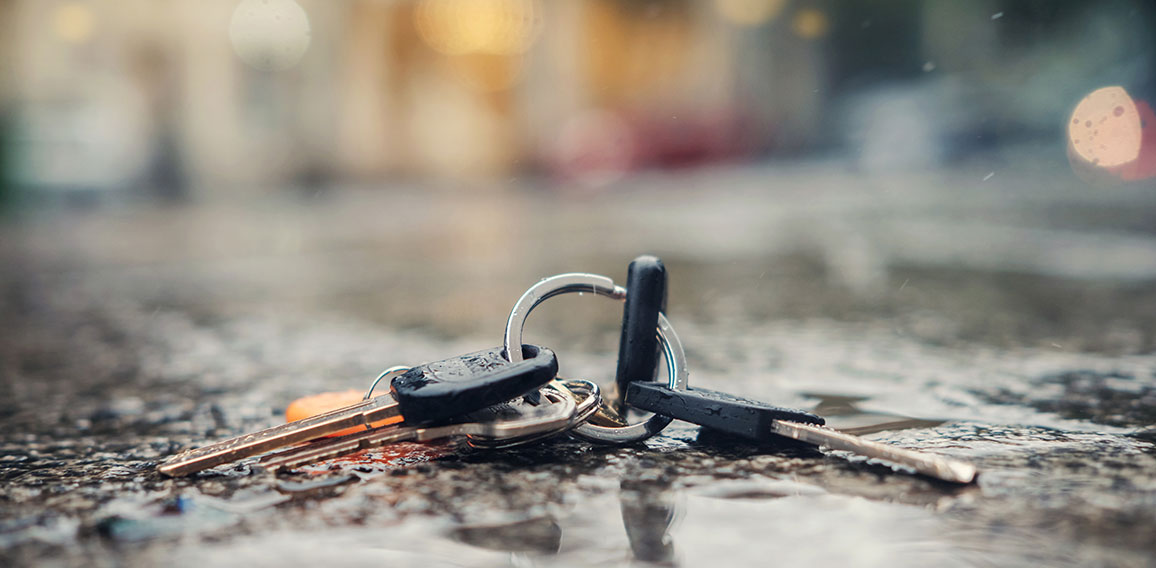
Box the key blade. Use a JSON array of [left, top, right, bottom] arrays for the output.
[[158, 395, 404, 477], [770, 420, 978, 484], [265, 383, 595, 471], [465, 383, 583, 448], [258, 424, 419, 473], [261, 416, 502, 473]]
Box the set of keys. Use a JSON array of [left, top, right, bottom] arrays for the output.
[[158, 256, 977, 485]]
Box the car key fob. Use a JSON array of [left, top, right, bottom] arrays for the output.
[[625, 382, 824, 441], [391, 344, 558, 425]]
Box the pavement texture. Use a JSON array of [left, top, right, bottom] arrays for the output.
[[1, 162, 1155, 567]]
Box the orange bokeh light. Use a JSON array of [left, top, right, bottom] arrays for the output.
[[415, 0, 541, 56]]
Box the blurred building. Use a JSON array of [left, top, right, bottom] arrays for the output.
[[0, 0, 1152, 200]]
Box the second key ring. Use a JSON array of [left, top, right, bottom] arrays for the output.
[[503, 273, 689, 444]]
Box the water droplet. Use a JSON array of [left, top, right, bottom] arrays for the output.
[[1114, 106, 1125, 117], [1085, 120, 1092, 128]]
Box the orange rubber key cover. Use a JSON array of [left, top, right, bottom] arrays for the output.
[[285, 390, 402, 437]]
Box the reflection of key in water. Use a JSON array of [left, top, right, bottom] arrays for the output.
[[451, 517, 563, 555], [620, 478, 681, 564]]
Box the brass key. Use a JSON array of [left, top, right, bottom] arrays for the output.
[[257, 379, 600, 473], [158, 345, 558, 477]]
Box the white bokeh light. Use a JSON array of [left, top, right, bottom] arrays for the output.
[[229, 0, 311, 71]]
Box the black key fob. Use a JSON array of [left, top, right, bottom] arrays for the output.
[[391, 344, 558, 425], [625, 382, 824, 441], [614, 255, 667, 413]]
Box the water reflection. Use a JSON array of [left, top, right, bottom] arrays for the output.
[[445, 477, 681, 565], [809, 394, 945, 435], [452, 516, 563, 554], [619, 478, 678, 564], [441, 471, 982, 567]]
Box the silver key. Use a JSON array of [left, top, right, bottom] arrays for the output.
[[257, 380, 601, 473], [625, 383, 977, 484], [770, 421, 977, 484], [467, 378, 601, 449]]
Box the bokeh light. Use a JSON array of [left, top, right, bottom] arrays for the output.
[[1068, 86, 1141, 168], [791, 8, 829, 40], [415, 0, 541, 56], [52, 2, 95, 45], [552, 109, 636, 189], [714, 0, 786, 28], [1067, 86, 1156, 183], [229, 0, 312, 71], [442, 53, 525, 93]]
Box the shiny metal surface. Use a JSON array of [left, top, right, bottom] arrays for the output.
[[467, 378, 602, 449], [158, 393, 405, 477], [258, 383, 584, 472], [502, 273, 689, 443], [362, 366, 411, 400], [770, 420, 978, 484]]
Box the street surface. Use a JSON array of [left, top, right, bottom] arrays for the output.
[[2, 161, 1155, 566]]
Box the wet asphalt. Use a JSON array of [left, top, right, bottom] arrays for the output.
[[1, 162, 1154, 567]]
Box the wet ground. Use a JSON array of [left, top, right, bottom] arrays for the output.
[[2, 161, 1155, 567]]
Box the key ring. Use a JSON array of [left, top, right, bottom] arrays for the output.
[[363, 365, 411, 430], [364, 365, 413, 401], [503, 273, 689, 444]]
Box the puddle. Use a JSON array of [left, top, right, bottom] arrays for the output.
[[805, 393, 946, 435]]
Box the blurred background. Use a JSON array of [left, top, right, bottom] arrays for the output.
[[1, 0, 1155, 348], [2, 0, 1154, 190], [3, 3, 1156, 565]]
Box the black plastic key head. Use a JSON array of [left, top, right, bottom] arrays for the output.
[[614, 255, 667, 409], [391, 344, 558, 425], [625, 382, 824, 441], [627, 378, 978, 484]]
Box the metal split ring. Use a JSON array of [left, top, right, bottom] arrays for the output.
[[364, 365, 412, 401], [503, 273, 689, 444]]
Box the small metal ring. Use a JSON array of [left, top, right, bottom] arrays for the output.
[[503, 273, 689, 444], [555, 378, 604, 428], [364, 365, 412, 401]]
